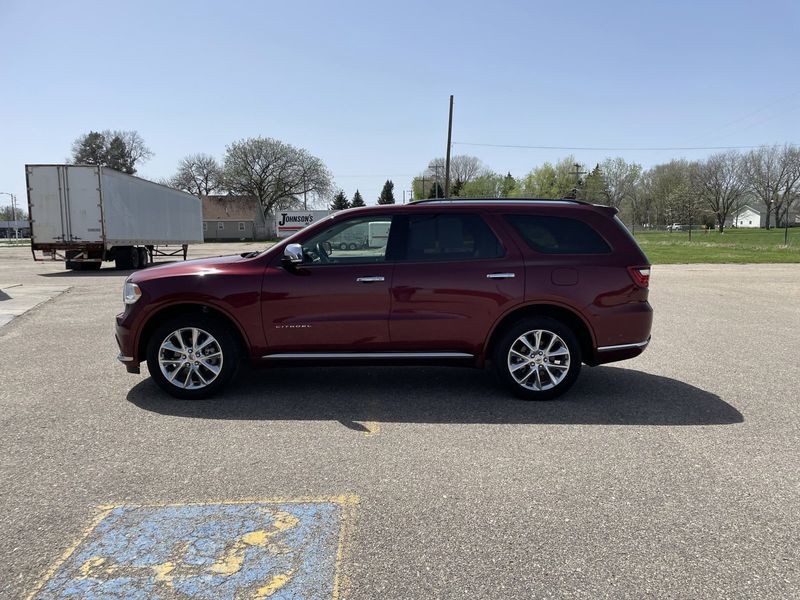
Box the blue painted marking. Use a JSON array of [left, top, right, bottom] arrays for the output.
[[35, 502, 346, 599]]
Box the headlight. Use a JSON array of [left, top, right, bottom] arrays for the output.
[[123, 281, 142, 305]]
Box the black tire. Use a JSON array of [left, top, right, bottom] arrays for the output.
[[137, 247, 149, 268], [146, 315, 240, 400], [348, 242, 358, 250], [115, 246, 141, 269], [493, 316, 582, 401], [339, 242, 348, 251], [84, 262, 102, 270]]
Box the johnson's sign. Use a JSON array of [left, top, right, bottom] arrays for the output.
[[275, 210, 332, 238]]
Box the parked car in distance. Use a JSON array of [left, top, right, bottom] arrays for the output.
[[116, 198, 653, 400], [668, 223, 683, 231]]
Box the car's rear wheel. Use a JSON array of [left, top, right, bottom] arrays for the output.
[[493, 317, 581, 400], [146, 316, 240, 399]]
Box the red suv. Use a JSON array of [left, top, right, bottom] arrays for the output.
[[116, 199, 652, 400]]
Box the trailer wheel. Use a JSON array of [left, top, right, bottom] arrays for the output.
[[137, 247, 149, 268], [114, 246, 139, 269], [339, 242, 347, 251]]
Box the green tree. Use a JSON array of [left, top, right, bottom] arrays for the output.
[[460, 172, 503, 197], [106, 135, 133, 173], [350, 189, 365, 207], [72, 131, 107, 165], [411, 176, 430, 200], [427, 181, 445, 198], [330, 190, 350, 210], [70, 129, 152, 174], [0, 206, 27, 221], [582, 164, 610, 204], [519, 156, 580, 198], [378, 179, 395, 204], [500, 172, 517, 197]]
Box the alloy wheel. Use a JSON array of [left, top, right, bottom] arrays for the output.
[[158, 327, 223, 390], [507, 329, 571, 391]]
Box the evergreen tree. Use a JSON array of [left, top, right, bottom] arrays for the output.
[[72, 131, 108, 165], [350, 189, 365, 207], [427, 181, 445, 198], [582, 164, 610, 204], [106, 135, 133, 173], [377, 179, 395, 204], [501, 172, 517, 197], [330, 190, 350, 210]]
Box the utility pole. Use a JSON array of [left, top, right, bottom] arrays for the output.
[[569, 163, 586, 198], [428, 163, 443, 198], [0, 192, 17, 239], [444, 94, 454, 198]]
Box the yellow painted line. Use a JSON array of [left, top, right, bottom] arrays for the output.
[[332, 495, 359, 599], [362, 421, 381, 437], [24, 505, 114, 600]]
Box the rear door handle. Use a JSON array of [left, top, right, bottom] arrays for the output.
[[486, 272, 515, 279], [356, 276, 385, 283]]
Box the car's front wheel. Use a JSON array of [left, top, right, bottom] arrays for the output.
[[146, 316, 240, 399], [493, 317, 581, 400]]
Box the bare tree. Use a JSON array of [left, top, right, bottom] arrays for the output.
[[742, 145, 791, 229], [171, 153, 223, 198], [643, 160, 694, 229], [775, 145, 800, 228], [223, 137, 333, 216], [601, 157, 642, 209], [691, 151, 747, 232], [110, 130, 153, 172], [423, 155, 486, 195]]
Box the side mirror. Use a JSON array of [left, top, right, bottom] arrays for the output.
[[283, 243, 303, 264]]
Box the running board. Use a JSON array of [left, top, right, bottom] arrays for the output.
[[262, 352, 474, 360]]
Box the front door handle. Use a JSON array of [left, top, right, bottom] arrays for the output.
[[356, 276, 385, 283], [486, 272, 515, 279]]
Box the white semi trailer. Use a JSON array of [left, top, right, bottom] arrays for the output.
[[26, 164, 203, 270]]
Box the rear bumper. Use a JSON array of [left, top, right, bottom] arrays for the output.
[[591, 337, 650, 365]]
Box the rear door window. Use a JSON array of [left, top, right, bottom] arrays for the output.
[[398, 214, 504, 261], [505, 215, 611, 254]]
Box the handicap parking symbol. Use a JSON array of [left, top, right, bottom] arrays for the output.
[[29, 497, 357, 599]]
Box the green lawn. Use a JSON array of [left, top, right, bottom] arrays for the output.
[[632, 228, 800, 264]]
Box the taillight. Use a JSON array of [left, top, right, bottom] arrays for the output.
[[628, 266, 650, 288]]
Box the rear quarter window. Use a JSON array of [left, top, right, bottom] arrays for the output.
[[505, 214, 611, 254]]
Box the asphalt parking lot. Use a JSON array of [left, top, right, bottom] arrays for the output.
[[1, 243, 798, 599]]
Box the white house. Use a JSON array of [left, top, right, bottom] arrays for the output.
[[731, 205, 761, 228]]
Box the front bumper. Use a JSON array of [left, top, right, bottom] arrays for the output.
[[115, 313, 141, 374]]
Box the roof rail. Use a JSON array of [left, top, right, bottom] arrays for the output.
[[408, 197, 594, 206]]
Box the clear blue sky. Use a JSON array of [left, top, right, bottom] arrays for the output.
[[1, 0, 798, 208]]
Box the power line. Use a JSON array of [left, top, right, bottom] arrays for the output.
[[684, 89, 800, 145], [452, 142, 791, 151]]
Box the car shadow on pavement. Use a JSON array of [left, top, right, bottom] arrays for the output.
[[127, 365, 743, 427]]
